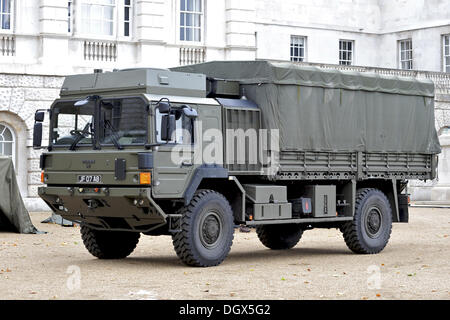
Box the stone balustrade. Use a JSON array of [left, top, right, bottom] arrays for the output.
[[292, 61, 450, 95]]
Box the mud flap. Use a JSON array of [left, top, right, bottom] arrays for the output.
[[398, 194, 409, 223]]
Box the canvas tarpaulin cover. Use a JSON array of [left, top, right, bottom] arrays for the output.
[[174, 61, 441, 154], [0, 157, 39, 234]]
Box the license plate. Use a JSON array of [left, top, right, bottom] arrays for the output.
[[78, 175, 102, 184]]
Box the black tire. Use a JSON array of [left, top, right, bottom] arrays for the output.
[[256, 224, 304, 250], [172, 190, 234, 267], [80, 225, 140, 259], [340, 188, 392, 254]]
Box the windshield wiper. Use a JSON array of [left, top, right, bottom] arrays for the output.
[[69, 122, 93, 151], [104, 120, 124, 150]]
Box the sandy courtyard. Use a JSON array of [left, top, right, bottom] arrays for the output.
[[0, 207, 449, 300]]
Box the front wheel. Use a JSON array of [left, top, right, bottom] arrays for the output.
[[340, 188, 392, 254], [172, 190, 235, 267], [80, 226, 140, 259]]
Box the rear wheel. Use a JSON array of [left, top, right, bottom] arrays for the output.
[[256, 224, 304, 250], [172, 190, 234, 267], [340, 188, 392, 254], [80, 226, 140, 259]]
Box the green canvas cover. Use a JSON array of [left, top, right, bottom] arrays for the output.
[[0, 157, 39, 234], [174, 61, 441, 154]]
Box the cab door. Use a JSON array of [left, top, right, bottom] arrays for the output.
[[152, 105, 198, 199]]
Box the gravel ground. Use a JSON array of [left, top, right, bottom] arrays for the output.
[[0, 207, 449, 300]]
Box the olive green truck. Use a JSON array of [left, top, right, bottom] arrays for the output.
[[34, 61, 441, 267]]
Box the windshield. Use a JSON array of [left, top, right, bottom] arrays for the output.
[[51, 101, 94, 147], [99, 98, 148, 146], [50, 97, 148, 149]]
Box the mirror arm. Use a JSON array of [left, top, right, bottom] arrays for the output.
[[144, 142, 169, 150], [155, 98, 171, 114]]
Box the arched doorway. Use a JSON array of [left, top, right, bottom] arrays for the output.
[[0, 112, 28, 198]]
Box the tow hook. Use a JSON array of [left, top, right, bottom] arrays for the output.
[[87, 199, 99, 210]]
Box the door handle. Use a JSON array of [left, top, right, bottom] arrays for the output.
[[181, 161, 193, 167]]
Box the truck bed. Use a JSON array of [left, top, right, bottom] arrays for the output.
[[227, 150, 434, 181], [275, 150, 433, 180]]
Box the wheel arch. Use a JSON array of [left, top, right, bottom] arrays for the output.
[[183, 165, 228, 205], [182, 165, 245, 224], [356, 179, 400, 222], [197, 177, 245, 224]]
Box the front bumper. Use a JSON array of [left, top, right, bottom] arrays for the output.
[[38, 186, 167, 232]]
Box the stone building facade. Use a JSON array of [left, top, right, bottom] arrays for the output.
[[0, 74, 64, 210], [0, 0, 449, 210]]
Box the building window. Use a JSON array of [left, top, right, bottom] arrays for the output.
[[80, 0, 116, 36], [180, 0, 203, 42], [0, 123, 15, 166], [0, 0, 12, 30], [290, 36, 306, 62], [444, 35, 450, 73], [123, 0, 131, 37], [339, 40, 354, 65], [68, 0, 74, 33], [399, 39, 413, 70]]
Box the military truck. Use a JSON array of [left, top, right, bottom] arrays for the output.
[[33, 61, 441, 267]]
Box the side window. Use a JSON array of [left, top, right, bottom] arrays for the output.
[[156, 109, 194, 144]]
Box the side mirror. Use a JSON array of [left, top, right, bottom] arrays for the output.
[[160, 114, 176, 142], [35, 111, 45, 122], [157, 101, 170, 114], [33, 122, 43, 149], [33, 110, 46, 149]]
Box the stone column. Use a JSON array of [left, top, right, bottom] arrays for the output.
[[430, 134, 450, 202], [39, 0, 70, 66], [136, 0, 172, 67], [225, 0, 257, 60]]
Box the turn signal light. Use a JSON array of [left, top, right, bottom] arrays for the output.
[[139, 172, 151, 185], [41, 172, 45, 183]]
